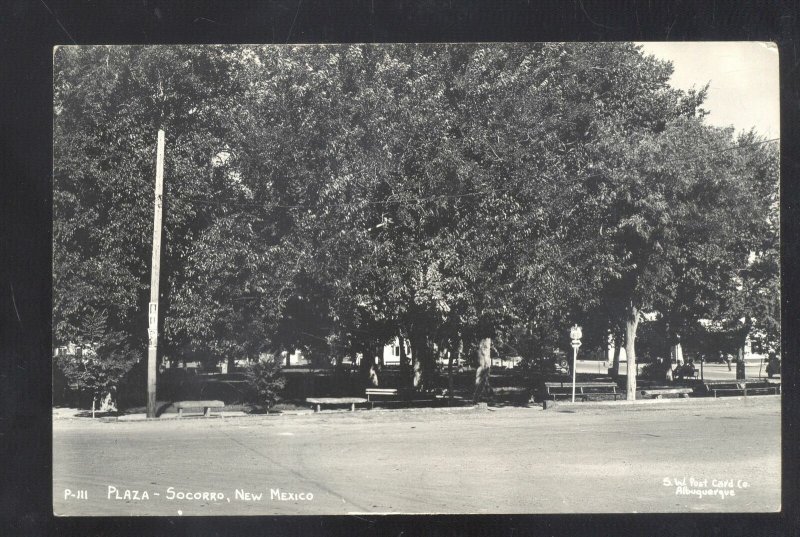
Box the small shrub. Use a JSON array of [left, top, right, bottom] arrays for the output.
[[245, 355, 286, 409], [55, 310, 141, 415], [640, 361, 669, 380]]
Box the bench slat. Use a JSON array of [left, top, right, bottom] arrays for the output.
[[548, 393, 623, 401], [365, 388, 399, 402], [641, 388, 693, 395], [545, 386, 617, 393], [173, 400, 225, 418], [306, 397, 368, 412], [544, 382, 617, 388], [640, 388, 693, 399], [542, 381, 620, 403], [306, 397, 368, 404], [711, 388, 745, 398], [745, 387, 779, 393], [365, 389, 398, 398], [174, 400, 224, 409]]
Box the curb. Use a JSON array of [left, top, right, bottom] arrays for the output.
[[542, 394, 780, 411], [91, 404, 490, 423]]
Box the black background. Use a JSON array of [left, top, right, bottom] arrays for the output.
[[1, 1, 798, 535]]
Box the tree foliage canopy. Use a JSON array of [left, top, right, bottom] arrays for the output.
[[53, 44, 779, 396]]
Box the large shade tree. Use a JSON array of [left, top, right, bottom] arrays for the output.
[[54, 45, 252, 401], [581, 119, 779, 399]]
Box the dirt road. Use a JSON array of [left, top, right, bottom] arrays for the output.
[[53, 396, 780, 516]]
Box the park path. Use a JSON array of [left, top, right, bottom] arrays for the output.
[[53, 396, 780, 515]]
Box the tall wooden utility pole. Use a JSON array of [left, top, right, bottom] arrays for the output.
[[147, 129, 165, 418]]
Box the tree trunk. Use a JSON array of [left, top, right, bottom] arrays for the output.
[[412, 358, 422, 389], [368, 350, 380, 388], [99, 391, 117, 412], [611, 336, 621, 379], [739, 315, 751, 363], [411, 332, 431, 391], [359, 343, 373, 376], [228, 355, 237, 372], [737, 321, 750, 380], [398, 331, 411, 389], [473, 337, 492, 403], [447, 336, 460, 407], [624, 304, 640, 401], [372, 343, 381, 386]]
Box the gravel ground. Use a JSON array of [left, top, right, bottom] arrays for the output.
[[53, 395, 780, 516]]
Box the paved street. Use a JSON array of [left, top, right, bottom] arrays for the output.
[[53, 396, 780, 516]]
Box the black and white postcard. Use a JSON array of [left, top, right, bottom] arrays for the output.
[[52, 42, 780, 516]]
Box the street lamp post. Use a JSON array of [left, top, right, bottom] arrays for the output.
[[570, 324, 583, 403]]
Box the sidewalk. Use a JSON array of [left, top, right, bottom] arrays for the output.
[[53, 401, 510, 424], [52, 406, 254, 421], [543, 393, 780, 411]]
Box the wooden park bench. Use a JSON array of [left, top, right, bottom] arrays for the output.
[[364, 388, 442, 408], [703, 380, 781, 398], [703, 381, 744, 397], [365, 388, 399, 401], [491, 386, 532, 403], [764, 379, 782, 393], [640, 387, 693, 399], [741, 380, 781, 395], [174, 400, 225, 417], [542, 381, 622, 402], [364, 388, 439, 408], [306, 397, 368, 412]]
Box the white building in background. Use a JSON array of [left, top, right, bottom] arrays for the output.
[[53, 342, 95, 358], [288, 349, 309, 365], [382, 337, 411, 365], [491, 355, 522, 368], [258, 349, 310, 367], [379, 337, 457, 367], [379, 337, 466, 367]]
